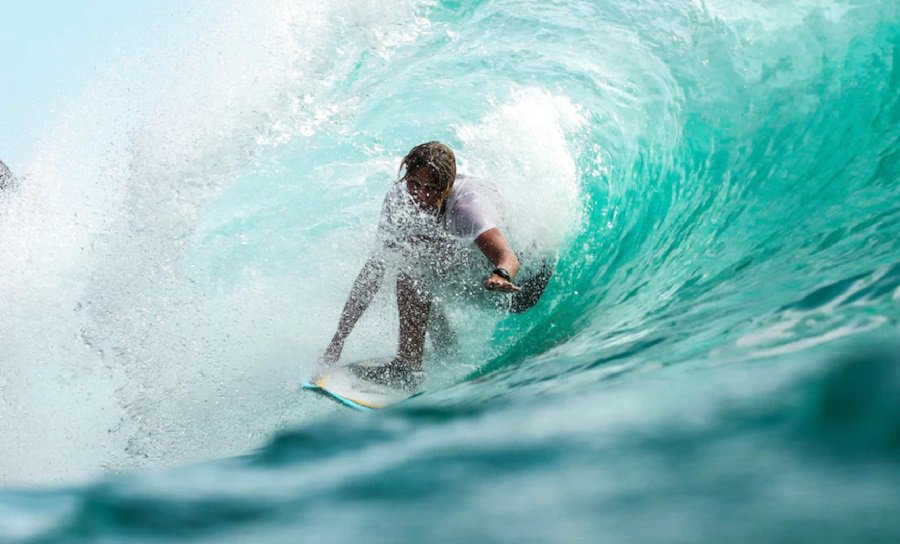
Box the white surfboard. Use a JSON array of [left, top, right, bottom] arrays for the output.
[[302, 358, 413, 411]]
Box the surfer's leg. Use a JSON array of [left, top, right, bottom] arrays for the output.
[[427, 302, 458, 358], [396, 272, 431, 370], [348, 272, 429, 392], [509, 260, 555, 313]]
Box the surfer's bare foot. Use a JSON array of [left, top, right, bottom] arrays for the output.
[[349, 359, 423, 392]]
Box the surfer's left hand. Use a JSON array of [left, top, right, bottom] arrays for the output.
[[484, 275, 520, 292]]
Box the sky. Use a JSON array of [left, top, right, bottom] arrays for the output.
[[0, 2, 174, 173]]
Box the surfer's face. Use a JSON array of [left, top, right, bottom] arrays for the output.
[[404, 167, 444, 211]]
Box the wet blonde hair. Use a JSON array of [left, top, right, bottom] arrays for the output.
[[399, 141, 457, 204]]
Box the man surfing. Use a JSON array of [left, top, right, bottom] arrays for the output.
[[320, 142, 553, 391]]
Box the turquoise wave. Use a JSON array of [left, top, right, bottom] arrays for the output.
[[1, 0, 898, 541]]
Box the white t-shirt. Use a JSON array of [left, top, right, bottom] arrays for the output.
[[377, 175, 512, 299], [376, 175, 502, 248]]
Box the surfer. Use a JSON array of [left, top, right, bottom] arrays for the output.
[[321, 141, 553, 390]]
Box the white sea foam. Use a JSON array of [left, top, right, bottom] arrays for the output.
[[457, 88, 585, 260], [0, 0, 432, 486]]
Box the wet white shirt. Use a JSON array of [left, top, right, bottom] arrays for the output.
[[376, 175, 502, 247]]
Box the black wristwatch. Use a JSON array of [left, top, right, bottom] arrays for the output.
[[492, 267, 511, 282]]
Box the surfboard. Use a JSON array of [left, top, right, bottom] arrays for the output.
[[302, 358, 413, 411]]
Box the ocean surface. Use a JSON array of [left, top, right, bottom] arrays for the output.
[[1, 0, 899, 541]]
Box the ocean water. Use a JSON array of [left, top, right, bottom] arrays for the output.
[[1, 0, 898, 541]]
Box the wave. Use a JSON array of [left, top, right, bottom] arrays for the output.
[[0, 6, 898, 542]]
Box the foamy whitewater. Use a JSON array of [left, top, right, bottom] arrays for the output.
[[0, 0, 898, 541]]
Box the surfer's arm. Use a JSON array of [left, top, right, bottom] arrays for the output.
[[323, 255, 386, 363], [475, 227, 521, 292]]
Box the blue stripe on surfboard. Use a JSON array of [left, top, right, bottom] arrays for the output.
[[301, 381, 375, 412]]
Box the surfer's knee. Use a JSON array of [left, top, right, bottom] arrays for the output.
[[396, 273, 431, 308]]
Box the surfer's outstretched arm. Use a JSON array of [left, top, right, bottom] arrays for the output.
[[475, 227, 521, 292], [323, 255, 385, 363]]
